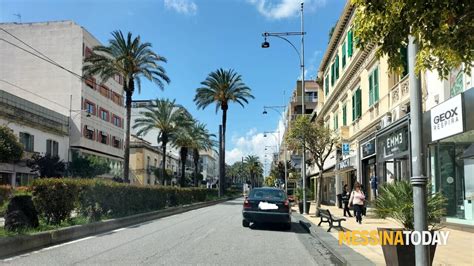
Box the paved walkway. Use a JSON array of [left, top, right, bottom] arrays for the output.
[[295, 203, 474, 266]]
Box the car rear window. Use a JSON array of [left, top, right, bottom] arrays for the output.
[[249, 189, 286, 200]]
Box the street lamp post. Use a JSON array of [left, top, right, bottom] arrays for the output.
[[261, 2, 307, 213], [263, 105, 288, 194]]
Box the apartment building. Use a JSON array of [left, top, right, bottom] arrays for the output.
[[309, 2, 411, 205], [199, 149, 218, 187], [0, 21, 125, 178], [0, 90, 69, 186], [421, 67, 474, 226]]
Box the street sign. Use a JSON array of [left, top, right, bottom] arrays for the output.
[[342, 143, 350, 155]]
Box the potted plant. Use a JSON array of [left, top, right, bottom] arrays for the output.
[[296, 187, 313, 214], [374, 181, 446, 266]]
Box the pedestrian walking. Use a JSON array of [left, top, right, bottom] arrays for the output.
[[349, 182, 365, 224], [342, 185, 352, 217]]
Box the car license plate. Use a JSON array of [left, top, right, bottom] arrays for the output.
[[258, 202, 278, 210]]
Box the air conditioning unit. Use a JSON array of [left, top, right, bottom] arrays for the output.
[[380, 113, 392, 129]]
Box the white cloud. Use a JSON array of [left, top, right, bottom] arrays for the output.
[[248, 0, 326, 20], [226, 116, 287, 175], [164, 0, 198, 15]]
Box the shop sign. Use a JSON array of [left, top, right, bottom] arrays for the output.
[[337, 158, 351, 170], [291, 155, 302, 168], [431, 94, 464, 141], [382, 126, 408, 157], [342, 143, 350, 155], [361, 139, 376, 158]]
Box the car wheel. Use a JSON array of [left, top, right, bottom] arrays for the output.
[[242, 220, 250, 227]]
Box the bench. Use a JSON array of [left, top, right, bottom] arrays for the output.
[[317, 208, 346, 232]]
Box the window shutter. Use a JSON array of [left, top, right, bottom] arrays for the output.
[[374, 67, 379, 102], [335, 55, 339, 79], [348, 30, 353, 57], [352, 94, 356, 121], [342, 42, 346, 68], [325, 75, 329, 95], [369, 74, 374, 106], [46, 140, 52, 155], [30, 135, 34, 152], [401, 46, 408, 77], [357, 89, 362, 118], [343, 105, 347, 126], [331, 63, 335, 85], [53, 141, 58, 157]]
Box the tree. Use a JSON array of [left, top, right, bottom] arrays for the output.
[[83, 31, 170, 182], [68, 152, 110, 179], [133, 98, 188, 182], [264, 176, 276, 187], [27, 154, 65, 178], [194, 69, 254, 192], [171, 115, 194, 187], [244, 155, 263, 187], [0, 125, 23, 163], [352, 0, 474, 78], [286, 116, 338, 208], [189, 123, 215, 187]]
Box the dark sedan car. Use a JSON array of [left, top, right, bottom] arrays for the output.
[[242, 187, 291, 230]]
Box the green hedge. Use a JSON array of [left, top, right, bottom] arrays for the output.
[[31, 179, 221, 224]]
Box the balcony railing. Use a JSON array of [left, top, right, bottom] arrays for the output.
[[291, 95, 318, 103], [390, 75, 409, 107]]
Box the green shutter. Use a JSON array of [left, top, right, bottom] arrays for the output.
[[335, 55, 339, 79], [374, 67, 379, 102], [342, 42, 346, 68], [352, 95, 356, 121], [401, 46, 408, 77], [357, 88, 362, 119], [335, 114, 338, 129], [343, 105, 347, 126], [331, 63, 335, 85], [348, 30, 353, 57], [369, 73, 374, 106]]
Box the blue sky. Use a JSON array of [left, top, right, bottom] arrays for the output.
[[0, 0, 345, 170]]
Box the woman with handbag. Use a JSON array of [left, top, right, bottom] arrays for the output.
[[349, 182, 366, 224]]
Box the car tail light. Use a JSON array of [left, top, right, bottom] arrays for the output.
[[284, 200, 289, 206], [244, 199, 251, 209]]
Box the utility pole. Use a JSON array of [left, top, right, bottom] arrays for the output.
[[300, 2, 307, 214], [408, 35, 429, 265], [218, 125, 223, 197]]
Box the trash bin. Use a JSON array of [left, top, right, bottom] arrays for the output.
[[336, 193, 343, 209]]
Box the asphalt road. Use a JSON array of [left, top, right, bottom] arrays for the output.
[[2, 198, 339, 265]]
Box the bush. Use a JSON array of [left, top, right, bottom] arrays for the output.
[[32, 179, 79, 224], [4, 195, 39, 231], [0, 185, 12, 206]]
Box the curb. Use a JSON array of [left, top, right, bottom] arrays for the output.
[[294, 213, 375, 266], [0, 196, 240, 259]]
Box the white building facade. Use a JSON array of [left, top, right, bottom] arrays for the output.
[[0, 21, 126, 178]]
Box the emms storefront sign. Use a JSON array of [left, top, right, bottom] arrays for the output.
[[431, 94, 464, 141]]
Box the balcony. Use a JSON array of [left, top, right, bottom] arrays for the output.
[[390, 75, 409, 107]]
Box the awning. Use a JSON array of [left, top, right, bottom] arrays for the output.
[[462, 144, 474, 159]]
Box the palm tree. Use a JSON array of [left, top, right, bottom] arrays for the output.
[[244, 155, 262, 187], [83, 31, 170, 182], [172, 123, 194, 187], [132, 99, 187, 183], [189, 123, 216, 187], [194, 68, 254, 191]]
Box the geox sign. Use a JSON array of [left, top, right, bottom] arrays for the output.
[[431, 94, 464, 141]]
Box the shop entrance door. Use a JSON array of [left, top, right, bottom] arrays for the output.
[[384, 157, 410, 183]]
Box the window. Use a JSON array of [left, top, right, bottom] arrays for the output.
[[85, 101, 96, 115], [85, 78, 95, 90], [342, 104, 347, 126], [401, 46, 408, 77], [352, 88, 362, 121], [342, 41, 346, 68], [112, 137, 120, 148], [369, 67, 379, 106], [325, 74, 329, 96], [46, 139, 59, 157], [333, 114, 338, 130], [84, 126, 94, 140], [306, 91, 317, 102], [347, 29, 353, 57], [20, 132, 34, 152], [331, 63, 335, 86], [99, 85, 109, 98], [100, 109, 109, 121], [100, 131, 108, 144], [112, 115, 121, 127], [335, 55, 340, 80], [84, 46, 92, 58]]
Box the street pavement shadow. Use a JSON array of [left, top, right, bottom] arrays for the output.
[[249, 221, 309, 234]]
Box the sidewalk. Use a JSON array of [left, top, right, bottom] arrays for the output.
[[294, 203, 474, 266]]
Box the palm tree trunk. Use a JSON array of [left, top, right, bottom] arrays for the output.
[[193, 149, 199, 187], [161, 140, 167, 186], [180, 147, 188, 187], [221, 106, 227, 192], [123, 85, 133, 183]]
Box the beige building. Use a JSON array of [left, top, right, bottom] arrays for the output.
[[308, 2, 411, 205], [129, 135, 179, 186]]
